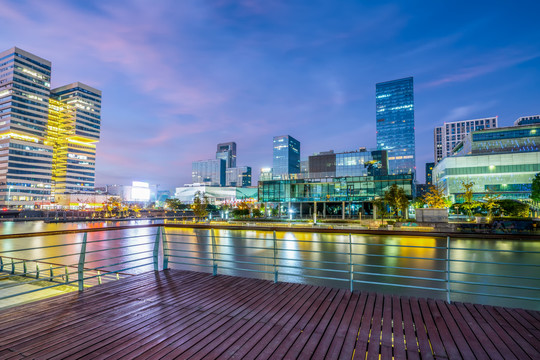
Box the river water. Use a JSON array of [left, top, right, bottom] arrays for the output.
[[0, 220, 538, 310]]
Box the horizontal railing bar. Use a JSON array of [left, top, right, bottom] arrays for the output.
[[89, 256, 155, 271], [168, 261, 213, 268], [164, 248, 213, 256], [449, 270, 540, 281], [449, 279, 540, 291], [352, 271, 447, 282], [450, 289, 540, 302], [277, 264, 349, 274], [84, 250, 152, 265], [449, 258, 540, 267], [450, 247, 540, 254], [352, 279, 446, 292], [277, 271, 349, 282], [167, 255, 213, 262], [217, 265, 274, 275]]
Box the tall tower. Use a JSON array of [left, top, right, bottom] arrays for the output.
[[272, 135, 300, 179], [376, 77, 415, 175], [49, 82, 102, 195], [216, 142, 236, 168], [0, 47, 53, 208]]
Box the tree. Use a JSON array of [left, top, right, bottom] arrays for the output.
[[191, 191, 208, 220], [531, 172, 540, 203], [165, 198, 186, 210], [497, 199, 530, 217], [422, 185, 449, 208], [483, 191, 500, 218], [384, 184, 408, 219], [372, 198, 389, 225], [460, 180, 479, 218]]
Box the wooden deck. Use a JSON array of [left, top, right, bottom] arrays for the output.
[[0, 270, 538, 359]]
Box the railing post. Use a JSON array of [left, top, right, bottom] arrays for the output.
[[153, 226, 161, 272], [97, 270, 102, 285], [0, 257, 3, 272], [65, 266, 69, 283], [211, 229, 218, 276], [36, 263, 40, 279], [273, 230, 278, 283], [78, 232, 87, 291], [23, 260, 27, 276], [446, 235, 451, 304], [349, 234, 354, 293], [11, 258, 15, 274], [162, 226, 169, 270], [49, 264, 53, 280]]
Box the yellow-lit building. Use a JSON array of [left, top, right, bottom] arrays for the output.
[[48, 82, 101, 199]]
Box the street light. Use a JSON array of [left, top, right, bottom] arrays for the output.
[[7, 185, 13, 209]]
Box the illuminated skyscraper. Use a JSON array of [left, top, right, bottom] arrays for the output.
[[273, 135, 300, 179], [49, 82, 102, 195], [376, 77, 415, 175], [0, 47, 53, 208]]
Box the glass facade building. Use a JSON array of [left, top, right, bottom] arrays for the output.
[[514, 115, 540, 126], [425, 162, 434, 185], [433, 124, 540, 201], [192, 159, 225, 186], [49, 82, 101, 195], [272, 135, 300, 179], [0, 47, 53, 208], [376, 77, 415, 175], [226, 166, 252, 187]]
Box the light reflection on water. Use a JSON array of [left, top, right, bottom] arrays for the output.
[[0, 221, 538, 310]]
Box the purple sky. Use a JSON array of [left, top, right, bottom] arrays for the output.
[[1, 0, 539, 191]]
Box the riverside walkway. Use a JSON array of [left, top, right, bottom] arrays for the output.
[[0, 270, 538, 359]]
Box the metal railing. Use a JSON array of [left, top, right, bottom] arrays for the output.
[[0, 228, 160, 307], [1, 225, 539, 310], [163, 227, 540, 310]]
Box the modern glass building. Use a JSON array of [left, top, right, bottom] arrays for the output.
[[433, 124, 540, 201], [308, 149, 388, 178], [0, 47, 53, 208], [425, 162, 434, 185], [192, 159, 225, 186], [434, 117, 497, 163], [49, 82, 101, 195], [376, 77, 415, 175], [216, 142, 236, 168], [272, 135, 300, 179], [259, 174, 413, 216], [514, 115, 540, 126], [226, 166, 252, 187]]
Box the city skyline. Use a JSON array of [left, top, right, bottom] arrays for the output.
[[1, 1, 539, 191]]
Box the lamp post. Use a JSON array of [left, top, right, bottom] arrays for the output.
[[7, 185, 13, 209]]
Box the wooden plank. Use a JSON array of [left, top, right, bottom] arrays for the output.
[[253, 287, 333, 359], [391, 295, 406, 360], [271, 288, 339, 359], [514, 308, 540, 330], [380, 294, 393, 360], [295, 289, 348, 359], [366, 292, 384, 360], [504, 307, 540, 338], [418, 298, 447, 359], [473, 304, 532, 360], [401, 297, 420, 360], [310, 291, 354, 360], [409, 297, 433, 360], [353, 292, 376, 359], [485, 305, 539, 359], [3, 272, 234, 354], [222, 284, 320, 359], [200, 283, 310, 359], [324, 292, 364, 360], [85, 277, 273, 360], [455, 302, 504, 360], [435, 299, 475, 360], [493, 306, 540, 353], [464, 303, 517, 360]]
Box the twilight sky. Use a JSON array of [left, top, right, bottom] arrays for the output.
[[1, 0, 539, 191]]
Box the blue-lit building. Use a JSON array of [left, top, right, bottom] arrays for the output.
[[434, 123, 540, 201], [376, 77, 415, 176], [514, 115, 540, 126], [308, 148, 388, 178], [216, 142, 236, 168], [226, 166, 252, 187], [273, 135, 300, 179], [425, 162, 435, 185], [192, 159, 226, 186]]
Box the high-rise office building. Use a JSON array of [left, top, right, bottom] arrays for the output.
[[49, 82, 101, 195], [272, 135, 300, 179], [0, 47, 54, 208], [433, 117, 497, 163], [308, 148, 388, 178], [425, 162, 435, 185], [0, 47, 102, 208], [226, 166, 251, 187], [376, 77, 415, 175], [216, 142, 236, 168], [192, 159, 225, 186]]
